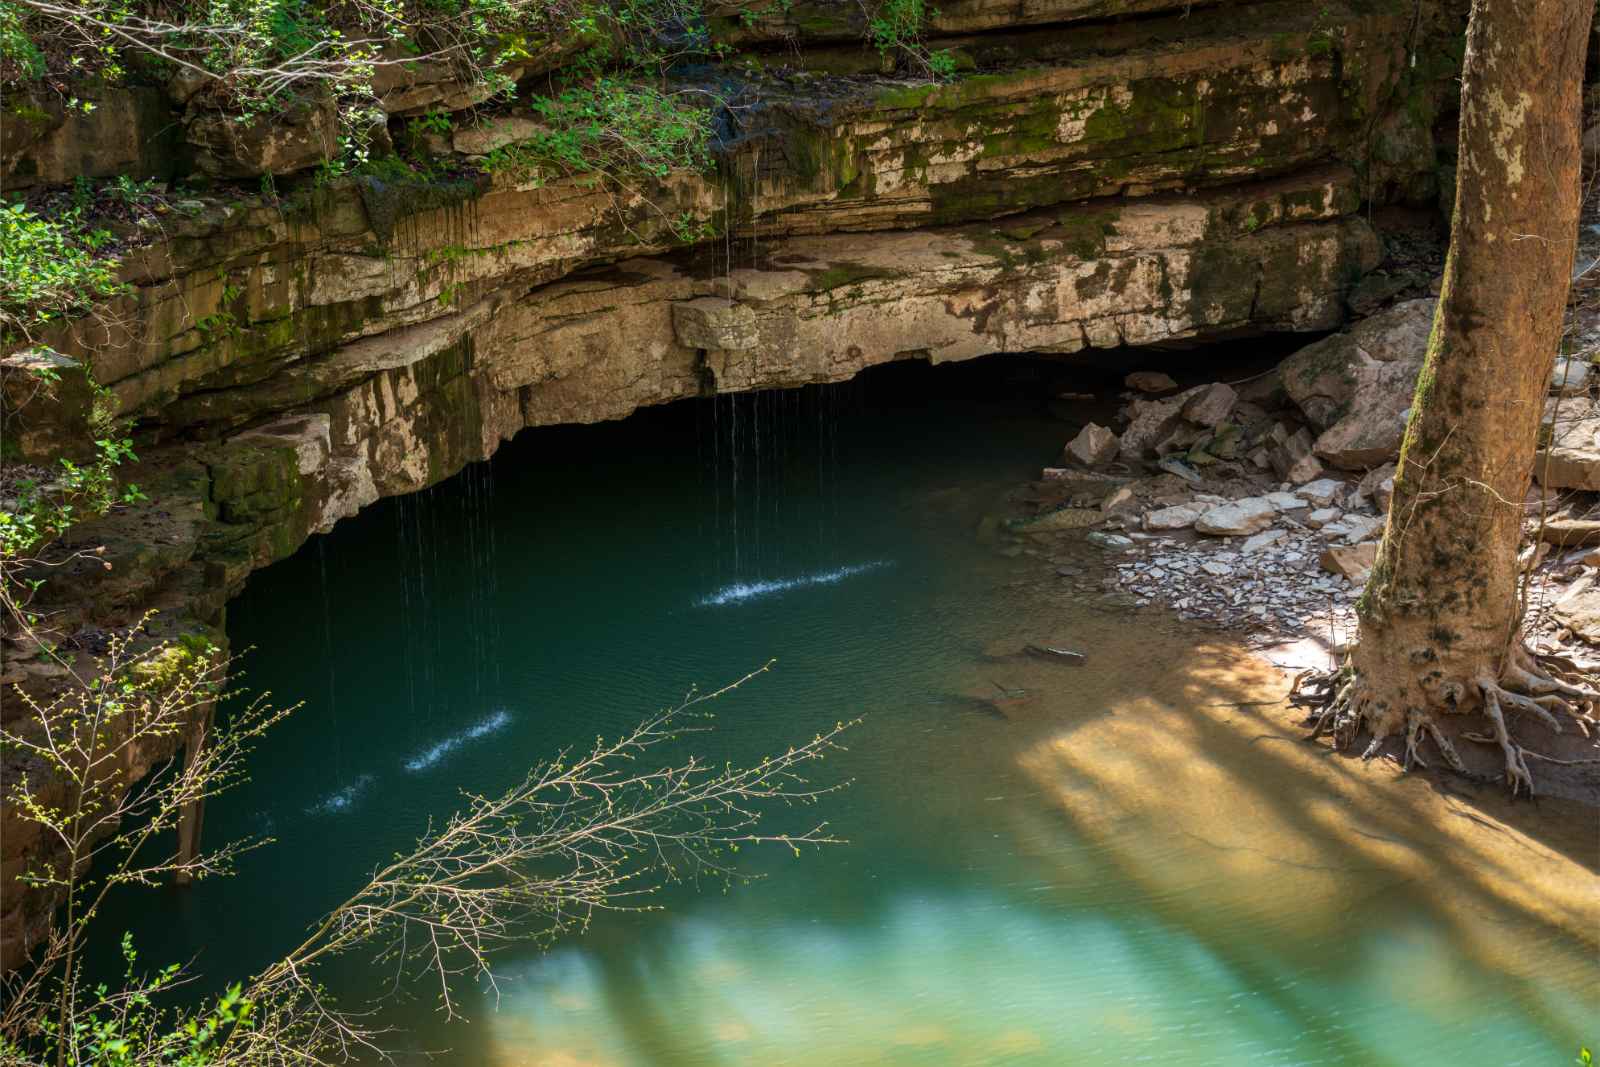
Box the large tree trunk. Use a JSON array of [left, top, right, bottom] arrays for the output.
[[1305, 0, 1596, 791]]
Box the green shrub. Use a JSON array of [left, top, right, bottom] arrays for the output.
[[483, 79, 712, 182], [0, 200, 125, 340]]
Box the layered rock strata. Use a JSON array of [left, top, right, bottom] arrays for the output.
[[1, 0, 1465, 961]]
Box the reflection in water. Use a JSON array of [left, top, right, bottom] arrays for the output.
[[473, 615, 1599, 1067], [95, 361, 1598, 1066]]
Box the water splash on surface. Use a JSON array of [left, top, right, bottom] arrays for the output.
[[306, 774, 376, 816], [698, 562, 892, 607], [402, 710, 514, 773]]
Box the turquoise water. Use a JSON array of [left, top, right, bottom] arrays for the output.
[[103, 360, 1598, 1065]]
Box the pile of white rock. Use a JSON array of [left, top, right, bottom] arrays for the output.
[[1096, 470, 1396, 643]]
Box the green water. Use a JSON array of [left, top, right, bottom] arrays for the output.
[[105, 360, 1597, 1066]]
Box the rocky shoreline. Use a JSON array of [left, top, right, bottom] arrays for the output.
[[980, 219, 1600, 803]]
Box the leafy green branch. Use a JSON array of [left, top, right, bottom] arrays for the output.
[[0, 201, 127, 344]]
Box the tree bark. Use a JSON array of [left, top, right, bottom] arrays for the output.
[[1311, 0, 1596, 787]]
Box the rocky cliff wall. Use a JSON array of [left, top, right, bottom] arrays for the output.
[[0, 0, 1464, 961]]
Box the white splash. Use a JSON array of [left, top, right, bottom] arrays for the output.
[[698, 562, 892, 607], [403, 709, 514, 773], [306, 774, 376, 815]]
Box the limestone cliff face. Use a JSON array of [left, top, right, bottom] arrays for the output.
[[0, 0, 1464, 960]]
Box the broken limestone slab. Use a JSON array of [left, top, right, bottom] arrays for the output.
[[452, 116, 545, 155], [1263, 491, 1306, 511], [1143, 503, 1206, 531], [1118, 397, 1185, 461], [1374, 475, 1395, 512], [1180, 382, 1238, 428], [1064, 422, 1120, 468], [1320, 542, 1378, 580], [1194, 497, 1275, 536], [1535, 399, 1600, 491], [1295, 478, 1343, 507], [1354, 462, 1398, 507], [1241, 529, 1286, 552], [1269, 427, 1323, 484], [1321, 513, 1384, 544], [1087, 531, 1135, 550], [1552, 573, 1600, 643], [1280, 298, 1435, 470]]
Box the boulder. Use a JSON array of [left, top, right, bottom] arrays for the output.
[[1355, 462, 1398, 505], [1125, 371, 1178, 394], [1313, 408, 1412, 470], [1064, 422, 1120, 468], [1549, 358, 1592, 397], [1086, 531, 1135, 550], [1295, 478, 1343, 508], [1552, 574, 1600, 644], [1374, 475, 1396, 512], [1320, 542, 1378, 580], [1194, 498, 1275, 536], [1156, 456, 1203, 484], [188, 94, 338, 178], [1304, 507, 1342, 529], [1152, 422, 1204, 458], [1143, 504, 1206, 531], [1180, 383, 1237, 428], [1280, 299, 1435, 469], [1268, 427, 1323, 484], [1100, 486, 1137, 513], [1535, 400, 1600, 491], [1117, 397, 1185, 461]]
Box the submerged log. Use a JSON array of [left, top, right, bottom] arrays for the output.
[[1025, 644, 1086, 663]]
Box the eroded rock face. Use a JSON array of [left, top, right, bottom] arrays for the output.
[[188, 96, 340, 178]]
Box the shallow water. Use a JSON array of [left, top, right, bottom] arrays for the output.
[[104, 360, 1598, 1065]]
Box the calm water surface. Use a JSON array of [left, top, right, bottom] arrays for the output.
[[107, 361, 1598, 1065]]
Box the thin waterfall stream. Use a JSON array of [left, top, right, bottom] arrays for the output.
[[95, 357, 1598, 1066]]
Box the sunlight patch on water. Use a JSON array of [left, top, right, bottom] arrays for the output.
[[697, 562, 892, 607], [305, 774, 376, 816], [402, 709, 513, 773], [476, 893, 1326, 1066]]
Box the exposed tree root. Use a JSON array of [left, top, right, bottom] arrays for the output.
[[1475, 679, 1536, 796], [1288, 642, 1600, 797]]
